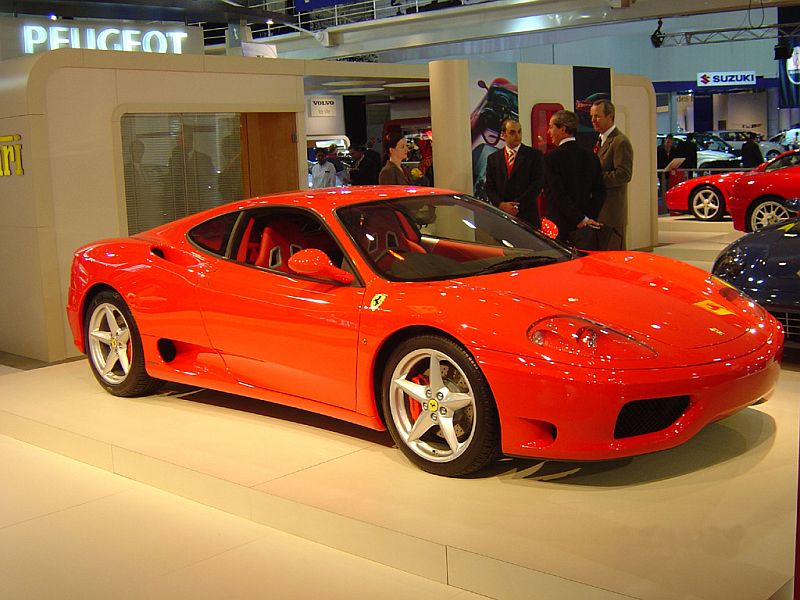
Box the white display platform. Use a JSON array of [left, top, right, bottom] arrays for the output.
[[1, 360, 797, 600]]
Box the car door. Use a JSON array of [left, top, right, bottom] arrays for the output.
[[198, 207, 365, 410]]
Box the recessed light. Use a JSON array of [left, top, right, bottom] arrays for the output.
[[325, 87, 385, 94], [383, 81, 430, 88], [321, 80, 386, 87]]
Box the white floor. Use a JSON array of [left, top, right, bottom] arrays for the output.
[[0, 216, 797, 600], [0, 434, 482, 599]]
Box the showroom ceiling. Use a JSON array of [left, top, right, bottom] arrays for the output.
[[1, 0, 797, 60]]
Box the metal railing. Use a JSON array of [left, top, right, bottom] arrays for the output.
[[197, 0, 492, 45]]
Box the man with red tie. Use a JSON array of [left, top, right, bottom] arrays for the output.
[[485, 118, 544, 228]]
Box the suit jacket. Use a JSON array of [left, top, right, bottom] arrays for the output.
[[543, 140, 605, 241], [485, 143, 543, 226], [350, 150, 381, 185], [595, 128, 633, 241], [378, 161, 412, 185]]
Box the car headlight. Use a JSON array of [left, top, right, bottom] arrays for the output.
[[527, 315, 657, 360], [712, 245, 747, 279]]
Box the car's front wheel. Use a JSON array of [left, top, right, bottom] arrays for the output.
[[689, 185, 725, 221], [382, 335, 500, 477], [748, 197, 791, 231], [85, 290, 162, 397]]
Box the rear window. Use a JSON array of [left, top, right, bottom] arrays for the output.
[[188, 212, 239, 256]]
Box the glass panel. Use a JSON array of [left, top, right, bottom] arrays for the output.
[[188, 212, 239, 256], [121, 113, 243, 234]]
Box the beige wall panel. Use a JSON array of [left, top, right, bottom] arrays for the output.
[[81, 50, 205, 72], [0, 54, 39, 117], [517, 63, 572, 147], [203, 55, 304, 76], [0, 224, 50, 359], [615, 74, 657, 250], [45, 68, 120, 361], [429, 60, 472, 193], [114, 71, 303, 107], [0, 116, 37, 228]]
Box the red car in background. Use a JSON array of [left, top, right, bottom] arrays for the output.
[[665, 149, 800, 228]]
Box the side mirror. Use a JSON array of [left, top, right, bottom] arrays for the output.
[[477, 79, 488, 90], [288, 248, 354, 284], [540, 217, 559, 239], [785, 198, 800, 212]]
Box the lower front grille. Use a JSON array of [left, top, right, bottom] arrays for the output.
[[769, 310, 800, 345], [614, 396, 690, 439]]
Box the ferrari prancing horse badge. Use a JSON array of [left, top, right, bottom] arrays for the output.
[[369, 294, 388, 311]]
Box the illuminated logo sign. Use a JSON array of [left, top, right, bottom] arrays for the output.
[[309, 96, 338, 118], [787, 48, 800, 85], [696, 71, 756, 87], [0, 135, 24, 177], [22, 24, 188, 54]]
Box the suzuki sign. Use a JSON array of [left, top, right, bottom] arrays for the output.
[[696, 71, 757, 87]]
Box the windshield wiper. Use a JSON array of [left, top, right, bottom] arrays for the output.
[[473, 255, 559, 275]]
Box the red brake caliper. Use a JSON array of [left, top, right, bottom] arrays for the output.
[[409, 374, 428, 421]]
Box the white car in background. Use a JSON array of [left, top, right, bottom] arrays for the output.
[[711, 130, 786, 160], [657, 134, 740, 170], [769, 128, 800, 150]]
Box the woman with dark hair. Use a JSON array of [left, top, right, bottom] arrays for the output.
[[378, 131, 413, 185]]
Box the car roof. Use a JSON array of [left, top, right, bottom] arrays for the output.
[[241, 186, 450, 211]]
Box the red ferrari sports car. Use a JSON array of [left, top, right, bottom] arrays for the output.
[[665, 149, 800, 227], [67, 187, 784, 477]]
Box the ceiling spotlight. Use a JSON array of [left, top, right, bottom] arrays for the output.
[[651, 18, 665, 49]]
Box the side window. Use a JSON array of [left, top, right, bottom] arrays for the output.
[[188, 212, 239, 256], [232, 209, 344, 274]]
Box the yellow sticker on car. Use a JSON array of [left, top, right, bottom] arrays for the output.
[[693, 299, 734, 316], [369, 294, 388, 311]]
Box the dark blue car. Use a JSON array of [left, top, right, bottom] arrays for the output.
[[713, 199, 800, 348]]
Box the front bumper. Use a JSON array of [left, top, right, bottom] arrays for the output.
[[475, 342, 782, 461]]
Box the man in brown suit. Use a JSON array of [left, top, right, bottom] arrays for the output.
[[590, 100, 633, 249]]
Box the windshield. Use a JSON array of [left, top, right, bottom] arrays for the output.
[[337, 194, 572, 281], [764, 151, 800, 172]]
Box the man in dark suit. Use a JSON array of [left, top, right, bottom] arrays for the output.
[[348, 144, 381, 185], [485, 119, 544, 228], [543, 110, 606, 243]]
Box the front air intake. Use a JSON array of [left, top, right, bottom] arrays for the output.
[[614, 396, 690, 439]]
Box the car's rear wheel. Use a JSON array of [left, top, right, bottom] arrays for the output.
[[85, 290, 162, 397], [747, 197, 791, 231], [382, 335, 500, 477], [689, 185, 725, 221]]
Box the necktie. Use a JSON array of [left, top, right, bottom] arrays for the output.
[[506, 148, 516, 175], [594, 138, 601, 153]]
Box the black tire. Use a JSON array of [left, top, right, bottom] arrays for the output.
[[381, 335, 500, 477], [84, 290, 162, 397], [689, 185, 725, 221]]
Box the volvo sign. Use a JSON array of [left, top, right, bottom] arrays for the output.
[[696, 71, 757, 87]]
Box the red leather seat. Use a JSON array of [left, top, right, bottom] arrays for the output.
[[254, 218, 308, 271], [358, 208, 425, 258]]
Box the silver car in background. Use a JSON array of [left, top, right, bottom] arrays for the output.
[[711, 130, 785, 160]]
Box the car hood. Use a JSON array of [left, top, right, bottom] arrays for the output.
[[721, 218, 800, 307], [467, 252, 764, 352]]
